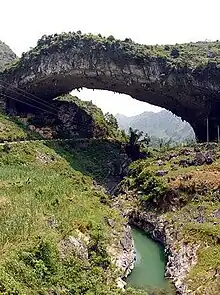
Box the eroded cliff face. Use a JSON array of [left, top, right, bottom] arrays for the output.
[[0, 40, 17, 72], [4, 99, 108, 139], [107, 224, 136, 289], [1, 35, 220, 141], [117, 143, 220, 295]]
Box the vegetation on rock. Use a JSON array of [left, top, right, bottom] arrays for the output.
[[56, 94, 126, 141], [4, 32, 220, 75], [1, 33, 220, 294]]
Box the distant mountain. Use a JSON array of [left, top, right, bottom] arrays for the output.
[[116, 110, 195, 143], [0, 40, 17, 72]]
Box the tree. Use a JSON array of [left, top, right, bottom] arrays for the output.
[[124, 38, 133, 43], [139, 133, 151, 148], [128, 127, 143, 146], [107, 35, 115, 42], [104, 113, 118, 130], [125, 128, 149, 160], [128, 128, 150, 147]]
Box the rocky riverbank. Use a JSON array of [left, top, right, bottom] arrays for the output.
[[115, 143, 220, 294], [129, 210, 199, 295], [107, 223, 136, 289]]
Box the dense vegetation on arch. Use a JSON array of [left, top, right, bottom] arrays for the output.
[[4, 31, 220, 77]]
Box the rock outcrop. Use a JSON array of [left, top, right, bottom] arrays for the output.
[[58, 225, 135, 290], [5, 97, 109, 139], [107, 224, 136, 289]]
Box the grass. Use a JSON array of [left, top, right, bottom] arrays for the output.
[[47, 139, 126, 185], [0, 112, 43, 142], [0, 112, 177, 295], [0, 140, 127, 294]]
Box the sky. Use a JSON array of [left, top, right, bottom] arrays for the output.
[[0, 0, 219, 116]]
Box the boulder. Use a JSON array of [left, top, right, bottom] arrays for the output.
[[205, 151, 213, 164], [195, 152, 206, 165], [155, 170, 168, 176], [59, 235, 88, 260], [156, 159, 164, 166]]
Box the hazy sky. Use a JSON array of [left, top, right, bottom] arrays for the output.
[[1, 0, 219, 116]]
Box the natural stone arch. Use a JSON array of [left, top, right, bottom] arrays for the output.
[[1, 32, 220, 141]]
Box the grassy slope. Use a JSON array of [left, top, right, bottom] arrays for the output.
[[0, 113, 42, 142], [0, 113, 130, 294], [121, 144, 220, 294]]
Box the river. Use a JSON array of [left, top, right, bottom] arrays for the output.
[[127, 227, 173, 293]]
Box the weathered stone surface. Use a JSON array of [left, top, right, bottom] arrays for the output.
[[107, 224, 135, 279], [0, 40, 17, 72], [205, 151, 214, 164], [156, 159, 164, 166], [195, 152, 206, 165], [194, 151, 214, 165], [59, 235, 89, 260], [7, 99, 107, 139]]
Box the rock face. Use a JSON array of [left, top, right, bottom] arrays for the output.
[[129, 210, 199, 295], [58, 226, 135, 290], [5, 99, 108, 139], [1, 33, 220, 141], [0, 40, 16, 72], [107, 224, 136, 287], [59, 235, 89, 260]]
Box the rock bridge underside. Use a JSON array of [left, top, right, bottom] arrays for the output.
[[1, 32, 220, 141]]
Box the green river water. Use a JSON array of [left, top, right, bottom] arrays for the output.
[[127, 227, 170, 292]]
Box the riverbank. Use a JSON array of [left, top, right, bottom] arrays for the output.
[[129, 210, 198, 294], [116, 143, 220, 294]]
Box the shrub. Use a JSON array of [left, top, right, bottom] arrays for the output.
[[170, 47, 180, 58]]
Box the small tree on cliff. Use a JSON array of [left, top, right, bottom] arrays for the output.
[[128, 127, 150, 147]]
